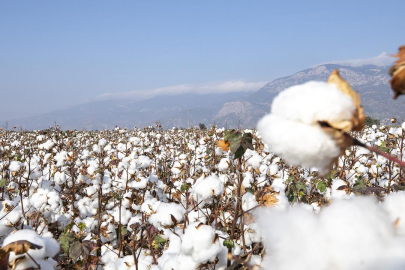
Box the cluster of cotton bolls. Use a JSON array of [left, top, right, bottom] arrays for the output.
[[1, 117, 405, 269]]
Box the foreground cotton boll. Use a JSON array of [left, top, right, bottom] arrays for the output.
[[257, 197, 405, 270], [2, 229, 59, 268], [257, 81, 357, 174]]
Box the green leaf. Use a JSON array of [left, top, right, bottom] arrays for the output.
[[317, 180, 328, 193], [296, 180, 306, 192], [233, 145, 246, 159], [180, 183, 190, 192], [59, 232, 74, 254], [121, 226, 128, 236], [155, 235, 166, 244], [78, 222, 86, 232], [0, 179, 7, 188], [223, 239, 235, 249], [285, 175, 295, 184]]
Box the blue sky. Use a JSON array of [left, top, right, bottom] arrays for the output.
[[0, 0, 404, 120]]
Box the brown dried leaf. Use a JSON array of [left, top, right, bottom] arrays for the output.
[[389, 45, 405, 99], [217, 140, 230, 152], [327, 69, 365, 131], [2, 240, 43, 255]]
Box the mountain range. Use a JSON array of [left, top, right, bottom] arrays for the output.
[[4, 64, 404, 130]]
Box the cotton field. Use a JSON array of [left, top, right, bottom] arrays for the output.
[[1, 122, 405, 269]]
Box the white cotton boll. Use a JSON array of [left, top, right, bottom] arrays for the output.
[[244, 223, 261, 246], [171, 161, 182, 176], [158, 253, 198, 270], [141, 198, 160, 215], [138, 155, 152, 168], [100, 222, 117, 243], [246, 150, 262, 169], [128, 177, 148, 189], [181, 223, 223, 264], [242, 172, 253, 188], [39, 140, 55, 150], [3, 229, 59, 261], [258, 81, 356, 174], [112, 206, 133, 225], [9, 161, 21, 172], [98, 138, 107, 146], [191, 176, 224, 201], [331, 178, 353, 200], [218, 158, 230, 172], [13, 259, 55, 270], [149, 203, 185, 229], [383, 192, 405, 236], [188, 208, 211, 224], [258, 115, 341, 175], [258, 197, 405, 270], [268, 164, 279, 175], [129, 137, 141, 146], [242, 192, 258, 212]]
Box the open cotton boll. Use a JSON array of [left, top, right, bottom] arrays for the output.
[[9, 161, 21, 172], [258, 115, 341, 174], [191, 176, 224, 201], [181, 223, 225, 265], [258, 197, 405, 270], [3, 229, 60, 262], [149, 203, 185, 229], [257, 80, 357, 175], [242, 192, 258, 211]]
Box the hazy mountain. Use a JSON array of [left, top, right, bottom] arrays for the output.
[[4, 64, 403, 130], [214, 64, 405, 128]]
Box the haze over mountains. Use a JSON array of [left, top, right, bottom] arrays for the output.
[[4, 63, 403, 130]]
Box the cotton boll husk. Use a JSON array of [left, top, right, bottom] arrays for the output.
[[258, 197, 405, 270], [258, 115, 341, 174]]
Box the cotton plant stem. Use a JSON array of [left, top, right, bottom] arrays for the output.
[[352, 138, 405, 168]]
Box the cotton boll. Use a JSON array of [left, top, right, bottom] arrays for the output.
[[218, 158, 230, 172], [242, 192, 258, 212], [149, 203, 185, 229], [191, 176, 224, 201], [243, 223, 261, 246], [3, 229, 59, 262], [258, 197, 405, 270], [112, 206, 133, 225], [9, 161, 21, 172], [181, 223, 224, 264], [245, 150, 262, 169], [258, 81, 357, 175], [258, 115, 341, 175], [138, 155, 152, 168], [331, 178, 354, 200]]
